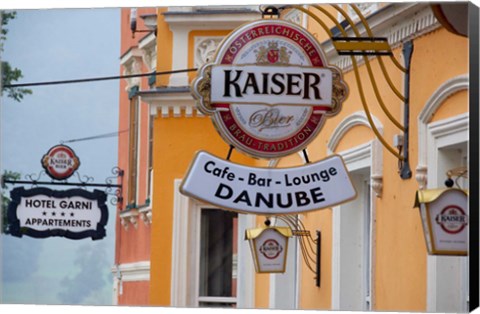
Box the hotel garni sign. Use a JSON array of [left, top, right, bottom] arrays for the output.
[[8, 187, 109, 240], [184, 19, 354, 215], [7, 145, 108, 240]]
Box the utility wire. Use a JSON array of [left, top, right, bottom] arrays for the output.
[[3, 68, 198, 88], [60, 129, 129, 144]]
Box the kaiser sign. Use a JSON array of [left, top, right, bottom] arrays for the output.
[[192, 19, 348, 159], [185, 19, 354, 216], [414, 188, 468, 255]]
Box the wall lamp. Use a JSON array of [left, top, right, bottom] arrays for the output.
[[246, 215, 322, 287]]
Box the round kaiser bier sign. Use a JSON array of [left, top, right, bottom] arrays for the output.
[[41, 145, 80, 180], [192, 19, 348, 159]]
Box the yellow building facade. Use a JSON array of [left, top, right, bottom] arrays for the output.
[[115, 3, 474, 312]]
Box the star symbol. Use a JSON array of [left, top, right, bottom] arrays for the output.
[[51, 212, 56, 216], [42, 211, 47, 216], [61, 212, 66, 217], [70, 213, 75, 217]]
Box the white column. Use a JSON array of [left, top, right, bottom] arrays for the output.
[[169, 27, 190, 86]]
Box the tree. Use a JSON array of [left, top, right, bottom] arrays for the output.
[[1, 170, 20, 234], [1, 11, 32, 101]]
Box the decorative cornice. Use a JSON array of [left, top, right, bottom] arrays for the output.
[[121, 48, 143, 91], [138, 207, 152, 225], [119, 209, 139, 230], [163, 9, 260, 30], [140, 88, 204, 119], [324, 4, 440, 71], [139, 32, 157, 72], [139, 13, 158, 31]]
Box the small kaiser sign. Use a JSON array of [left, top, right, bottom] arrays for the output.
[[41, 144, 80, 180], [414, 188, 468, 255]]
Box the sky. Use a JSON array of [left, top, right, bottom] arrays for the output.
[[0, 8, 120, 305]]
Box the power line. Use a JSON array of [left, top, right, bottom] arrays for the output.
[[60, 129, 129, 144], [3, 68, 198, 88]]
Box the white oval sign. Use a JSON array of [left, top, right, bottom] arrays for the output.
[[180, 151, 357, 215], [192, 19, 348, 159]]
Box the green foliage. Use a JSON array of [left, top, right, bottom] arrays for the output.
[[1, 170, 21, 234], [1, 11, 32, 102]]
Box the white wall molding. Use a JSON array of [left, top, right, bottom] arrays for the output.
[[171, 179, 198, 307], [425, 113, 469, 313], [113, 261, 151, 282], [328, 112, 383, 197], [331, 141, 376, 310], [327, 111, 383, 154]]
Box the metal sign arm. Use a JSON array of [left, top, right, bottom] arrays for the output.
[[275, 214, 322, 287], [348, 4, 407, 74], [286, 4, 404, 161], [278, 4, 418, 176], [330, 4, 406, 131], [344, 4, 408, 101]]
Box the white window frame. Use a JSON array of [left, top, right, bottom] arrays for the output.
[[328, 111, 383, 310], [426, 113, 469, 313], [417, 74, 469, 313], [171, 179, 255, 308]]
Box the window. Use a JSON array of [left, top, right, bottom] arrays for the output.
[[171, 179, 255, 308], [147, 115, 154, 201], [333, 167, 372, 311], [328, 113, 382, 311], [127, 95, 140, 207], [417, 76, 469, 312], [427, 122, 469, 313], [198, 209, 238, 307]]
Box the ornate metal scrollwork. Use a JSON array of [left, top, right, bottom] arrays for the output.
[[3, 166, 124, 208], [24, 170, 48, 186], [104, 167, 124, 207], [72, 172, 95, 187]]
